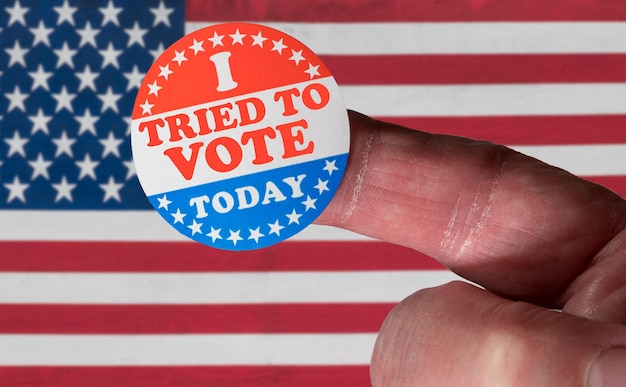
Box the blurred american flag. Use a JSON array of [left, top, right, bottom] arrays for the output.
[[1, 0, 625, 386]]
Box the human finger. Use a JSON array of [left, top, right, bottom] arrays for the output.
[[316, 111, 626, 310], [370, 281, 626, 387]]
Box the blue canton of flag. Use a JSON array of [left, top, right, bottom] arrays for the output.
[[0, 0, 184, 209]]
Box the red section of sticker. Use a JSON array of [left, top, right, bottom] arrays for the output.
[[132, 23, 331, 119]]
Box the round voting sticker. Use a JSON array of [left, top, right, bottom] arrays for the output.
[[131, 23, 350, 251]]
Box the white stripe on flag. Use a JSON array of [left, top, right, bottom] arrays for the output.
[[186, 22, 626, 54], [0, 334, 376, 365], [0, 212, 368, 241], [512, 145, 626, 177], [0, 271, 461, 304], [340, 84, 626, 116]]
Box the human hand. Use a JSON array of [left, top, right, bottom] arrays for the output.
[[316, 111, 626, 386]]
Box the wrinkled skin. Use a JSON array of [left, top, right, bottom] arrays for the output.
[[315, 111, 626, 386]]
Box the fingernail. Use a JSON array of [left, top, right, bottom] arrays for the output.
[[588, 347, 626, 387]]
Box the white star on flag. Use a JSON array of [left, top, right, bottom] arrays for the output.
[[99, 0, 122, 26], [6, 0, 29, 27], [28, 153, 53, 180], [28, 109, 52, 134], [99, 176, 124, 203], [150, 1, 174, 27], [77, 21, 98, 47], [52, 176, 76, 203], [53, 0, 77, 26], [75, 154, 99, 180], [29, 21, 53, 46], [28, 64, 52, 91], [4, 176, 29, 203], [6, 40, 28, 67]]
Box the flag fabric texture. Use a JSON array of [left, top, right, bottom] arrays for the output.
[[1, 0, 625, 386]]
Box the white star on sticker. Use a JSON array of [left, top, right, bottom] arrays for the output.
[[268, 220, 284, 236], [76, 109, 98, 136], [99, 42, 122, 68], [314, 178, 330, 194], [229, 29, 246, 45], [289, 49, 305, 66], [52, 131, 76, 158], [304, 63, 321, 79], [99, 176, 124, 203], [124, 21, 148, 47], [6, 86, 28, 112], [301, 195, 317, 211], [251, 31, 267, 47], [157, 194, 171, 210], [150, 0, 174, 27], [323, 159, 339, 175], [77, 21, 98, 47], [158, 64, 173, 80], [171, 208, 186, 224], [208, 31, 224, 48], [52, 86, 75, 113], [207, 226, 222, 242], [99, 131, 123, 158], [188, 219, 203, 236], [28, 153, 53, 180], [6, 0, 29, 26], [53, 42, 77, 68], [75, 153, 99, 180], [5, 131, 28, 157], [227, 229, 243, 245], [52, 176, 76, 203], [147, 80, 162, 96], [123, 65, 145, 91], [4, 176, 29, 203], [122, 160, 136, 180], [248, 227, 265, 243], [172, 49, 187, 66], [189, 38, 205, 55], [76, 65, 98, 91], [271, 38, 287, 54], [28, 64, 52, 91], [99, 0, 122, 26], [286, 209, 303, 225], [98, 86, 122, 113], [29, 21, 53, 46], [140, 98, 154, 115], [6, 40, 28, 67], [53, 0, 77, 26], [28, 108, 52, 134]]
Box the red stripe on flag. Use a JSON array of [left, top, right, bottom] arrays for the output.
[[185, 0, 626, 22], [0, 366, 371, 387], [324, 54, 626, 85], [0, 242, 442, 272], [0, 303, 393, 334], [378, 115, 626, 145], [585, 176, 626, 199]]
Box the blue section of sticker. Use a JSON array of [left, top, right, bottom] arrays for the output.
[[148, 154, 348, 251]]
